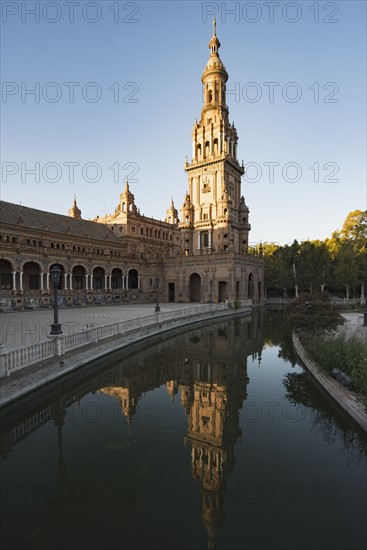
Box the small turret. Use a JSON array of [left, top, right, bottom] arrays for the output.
[[165, 197, 179, 225], [179, 192, 194, 227], [68, 195, 82, 219], [118, 179, 137, 214]]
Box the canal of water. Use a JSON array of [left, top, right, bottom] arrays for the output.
[[1, 309, 366, 550]]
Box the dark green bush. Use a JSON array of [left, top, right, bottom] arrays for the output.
[[286, 291, 345, 335]]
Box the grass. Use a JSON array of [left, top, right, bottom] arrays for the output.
[[301, 333, 367, 402]]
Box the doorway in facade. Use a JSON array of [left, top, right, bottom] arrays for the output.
[[189, 273, 201, 302], [218, 281, 226, 303], [168, 283, 175, 302]]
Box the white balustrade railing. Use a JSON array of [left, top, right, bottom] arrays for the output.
[[0, 302, 242, 377]]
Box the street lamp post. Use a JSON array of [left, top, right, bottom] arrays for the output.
[[364, 243, 367, 327], [50, 265, 63, 335], [155, 276, 160, 313]]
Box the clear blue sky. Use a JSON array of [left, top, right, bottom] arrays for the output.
[[1, 0, 366, 245]]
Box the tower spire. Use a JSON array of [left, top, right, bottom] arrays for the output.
[[213, 17, 216, 36], [68, 194, 82, 218]]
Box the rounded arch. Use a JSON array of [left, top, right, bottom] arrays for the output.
[[23, 262, 41, 291], [111, 267, 123, 289], [92, 266, 106, 275], [0, 257, 15, 271], [0, 259, 13, 290], [128, 268, 139, 289], [70, 262, 88, 273], [204, 141, 210, 158], [189, 273, 201, 303], [93, 266, 105, 290], [72, 265, 87, 289], [21, 259, 43, 271]]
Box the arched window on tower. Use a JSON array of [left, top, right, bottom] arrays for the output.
[[214, 81, 219, 102], [197, 144, 202, 159]]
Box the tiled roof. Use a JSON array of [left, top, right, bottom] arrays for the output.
[[0, 201, 121, 244]]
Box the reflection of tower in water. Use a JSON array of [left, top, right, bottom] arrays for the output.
[[98, 314, 262, 549], [101, 385, 138, 430], [182, 349, 249, 549]]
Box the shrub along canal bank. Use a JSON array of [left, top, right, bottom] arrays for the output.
[[292, 313, 367, 432]]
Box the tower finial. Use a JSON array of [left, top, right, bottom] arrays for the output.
[[213, 17, 216, 36]]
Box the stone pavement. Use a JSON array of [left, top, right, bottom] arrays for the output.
[[0, 303, 197, 350], [340, 313, 367, 342]]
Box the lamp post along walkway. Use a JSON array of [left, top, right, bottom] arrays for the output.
[[155, 276, 160, 313], [50, 265, 63, 336]]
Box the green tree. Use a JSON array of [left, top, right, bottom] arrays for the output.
[[328, 210, 366, 299], [297, 240, 333, 292], [334, 240, 359, 301], [262, 243, 293, 297], [282, 241, 300, 298], [338, 209, 367, 252]]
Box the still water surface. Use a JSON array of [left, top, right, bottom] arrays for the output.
[[1, 310, 366, 550]]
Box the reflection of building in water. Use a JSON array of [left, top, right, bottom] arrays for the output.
[[182, 353, 248, 548], [1, 313, 264, 548], [166, 380, 179, 402], [99, 315, 258, 549], [101, 385, 138, 428]]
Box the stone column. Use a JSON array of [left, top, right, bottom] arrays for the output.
[[208, 230, 212, 249], [40, 272, 44, 291], [197, 233, 201, 250], [85, 274, 89, 290], [69, 274, 73, 291], [46, 272, 50, 291], [63, 273, 68, 290], [12, 271, 16, 291], [19, 271, 23, 291], [138, 276, 141, 290], [108, 275, 112, 290], [90, 275, 93, 290], [104, 275, 108, 290]]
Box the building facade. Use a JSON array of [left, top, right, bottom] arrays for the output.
[[0, 22, 264, 310]]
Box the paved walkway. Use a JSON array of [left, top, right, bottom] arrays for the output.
[[0, 303, 197, 350], [340, 313, 367, 342]]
